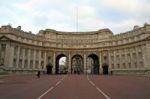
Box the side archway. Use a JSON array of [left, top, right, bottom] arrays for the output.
[[55, 54, 67, 74], [102, 64, 109, 75], [46, 63, 53, 74], [88, 54, 99, 74], [102, 56, 109, 75]]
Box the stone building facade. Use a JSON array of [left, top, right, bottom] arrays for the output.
[[0, 23, 150, 75]]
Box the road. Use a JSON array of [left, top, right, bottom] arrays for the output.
[[0, 75, 150, 99]]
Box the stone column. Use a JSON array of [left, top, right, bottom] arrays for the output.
[[33, 49, 36, 69], [16, 46, 20, 68], [99, 51, 102, 74], [0, 44, 1, 56], [130, 49, 133, 68], [4, 44, 11, 67], [27, 49, 31, 69], [8, 45, 14, 68], [38, 50, 41, 69], [44, 51, 47, 70], [125, 49, 127, 69], [114, 50, 116, 69], [108, 51, 111, 69], [0, 45, 1, 65], [22, 48, 25, 68], [52, 51, 56, 74], [68, 52, 71, 73], [84, 53, 87, 74], [143, 42, 150, 68], [136, 47, 139, 68], [119, 50, 122, 69]]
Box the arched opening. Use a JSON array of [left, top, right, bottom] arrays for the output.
[[71, 55, 84, 74], [56, 54, 67, 74], [88, 54, 99, 74], [102, 56, 109, 75], [46, 63, 53, 74], [46, 56, 53, 75], [102, 64, 108, 75]]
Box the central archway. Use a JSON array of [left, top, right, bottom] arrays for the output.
[[71, 55, 84, 74], [56, 54, 67, 74], [88, 54, 99, 74]]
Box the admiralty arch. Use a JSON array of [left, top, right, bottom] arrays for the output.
[[0, 23, 150, 75]]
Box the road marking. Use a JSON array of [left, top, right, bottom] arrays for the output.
[[37, 86, 54, 99], [96, 87, 110, 99], [89, 81, 95, 86], [37, 76, 66, 99], [61, 76, 66, 81], [55, 81, 61, 86], [87, 75, 110, 99]]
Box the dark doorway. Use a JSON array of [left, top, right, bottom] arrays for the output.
[[56, 54, 67, 74], [46, 63, 53, 74], [102, 64, 108, 75], [88, 54, 99, 74], [71, 55, 84, 74]]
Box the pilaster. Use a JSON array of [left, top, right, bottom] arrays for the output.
[[33, 49, 36, 69], [108, 51, 111, 70], [27, 49, 31, 69], [99, 51, 102, 73], [114, 50, 116, 69], [38, 50, 41, 69], [68, 52, 71, 73], [16, 46, 20, 68], [22, 48, 25, 68], [84, 53, 87, 74], [144, 41, 150, 68], [52, 51, 56, 74], [44, 51, 47, 69], [9, 45, 14, 68]]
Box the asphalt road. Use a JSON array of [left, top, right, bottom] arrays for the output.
[[0, 75, 150, 99]]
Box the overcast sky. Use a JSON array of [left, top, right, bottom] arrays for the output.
[[0, 0, 150, 34]]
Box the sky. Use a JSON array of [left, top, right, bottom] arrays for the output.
[[0, 0, 150, 34]]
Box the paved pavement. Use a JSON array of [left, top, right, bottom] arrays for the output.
[[0, 74, 150, 99]]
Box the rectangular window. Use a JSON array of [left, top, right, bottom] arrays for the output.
[[1, 44, 6, 58], [111, 64, 114, 69], [25, 49, 28, 57], [134, 62, 137, 68], [13, 59, 16, 67], [123, 63, 126, 68], [19, 59, 22, 68], [0, 44, 6, 65], [41, 51, 44, 59], [30, 60, 33, 68], [36, 50, 39, 58], [24, 60, 28, 68], [128, 63, 131, 68], [133, 53, 136, 61], [140, 61, 143, 67], [117, 64, 120, 68], [35, 61, 38, 69], [41, 61, 44, 69], [14, 46, 18, 56]]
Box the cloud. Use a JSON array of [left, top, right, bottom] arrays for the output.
[[0, 0, 149, 34], [99, 0, 139, 12], [98, 0, 150, 19]]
